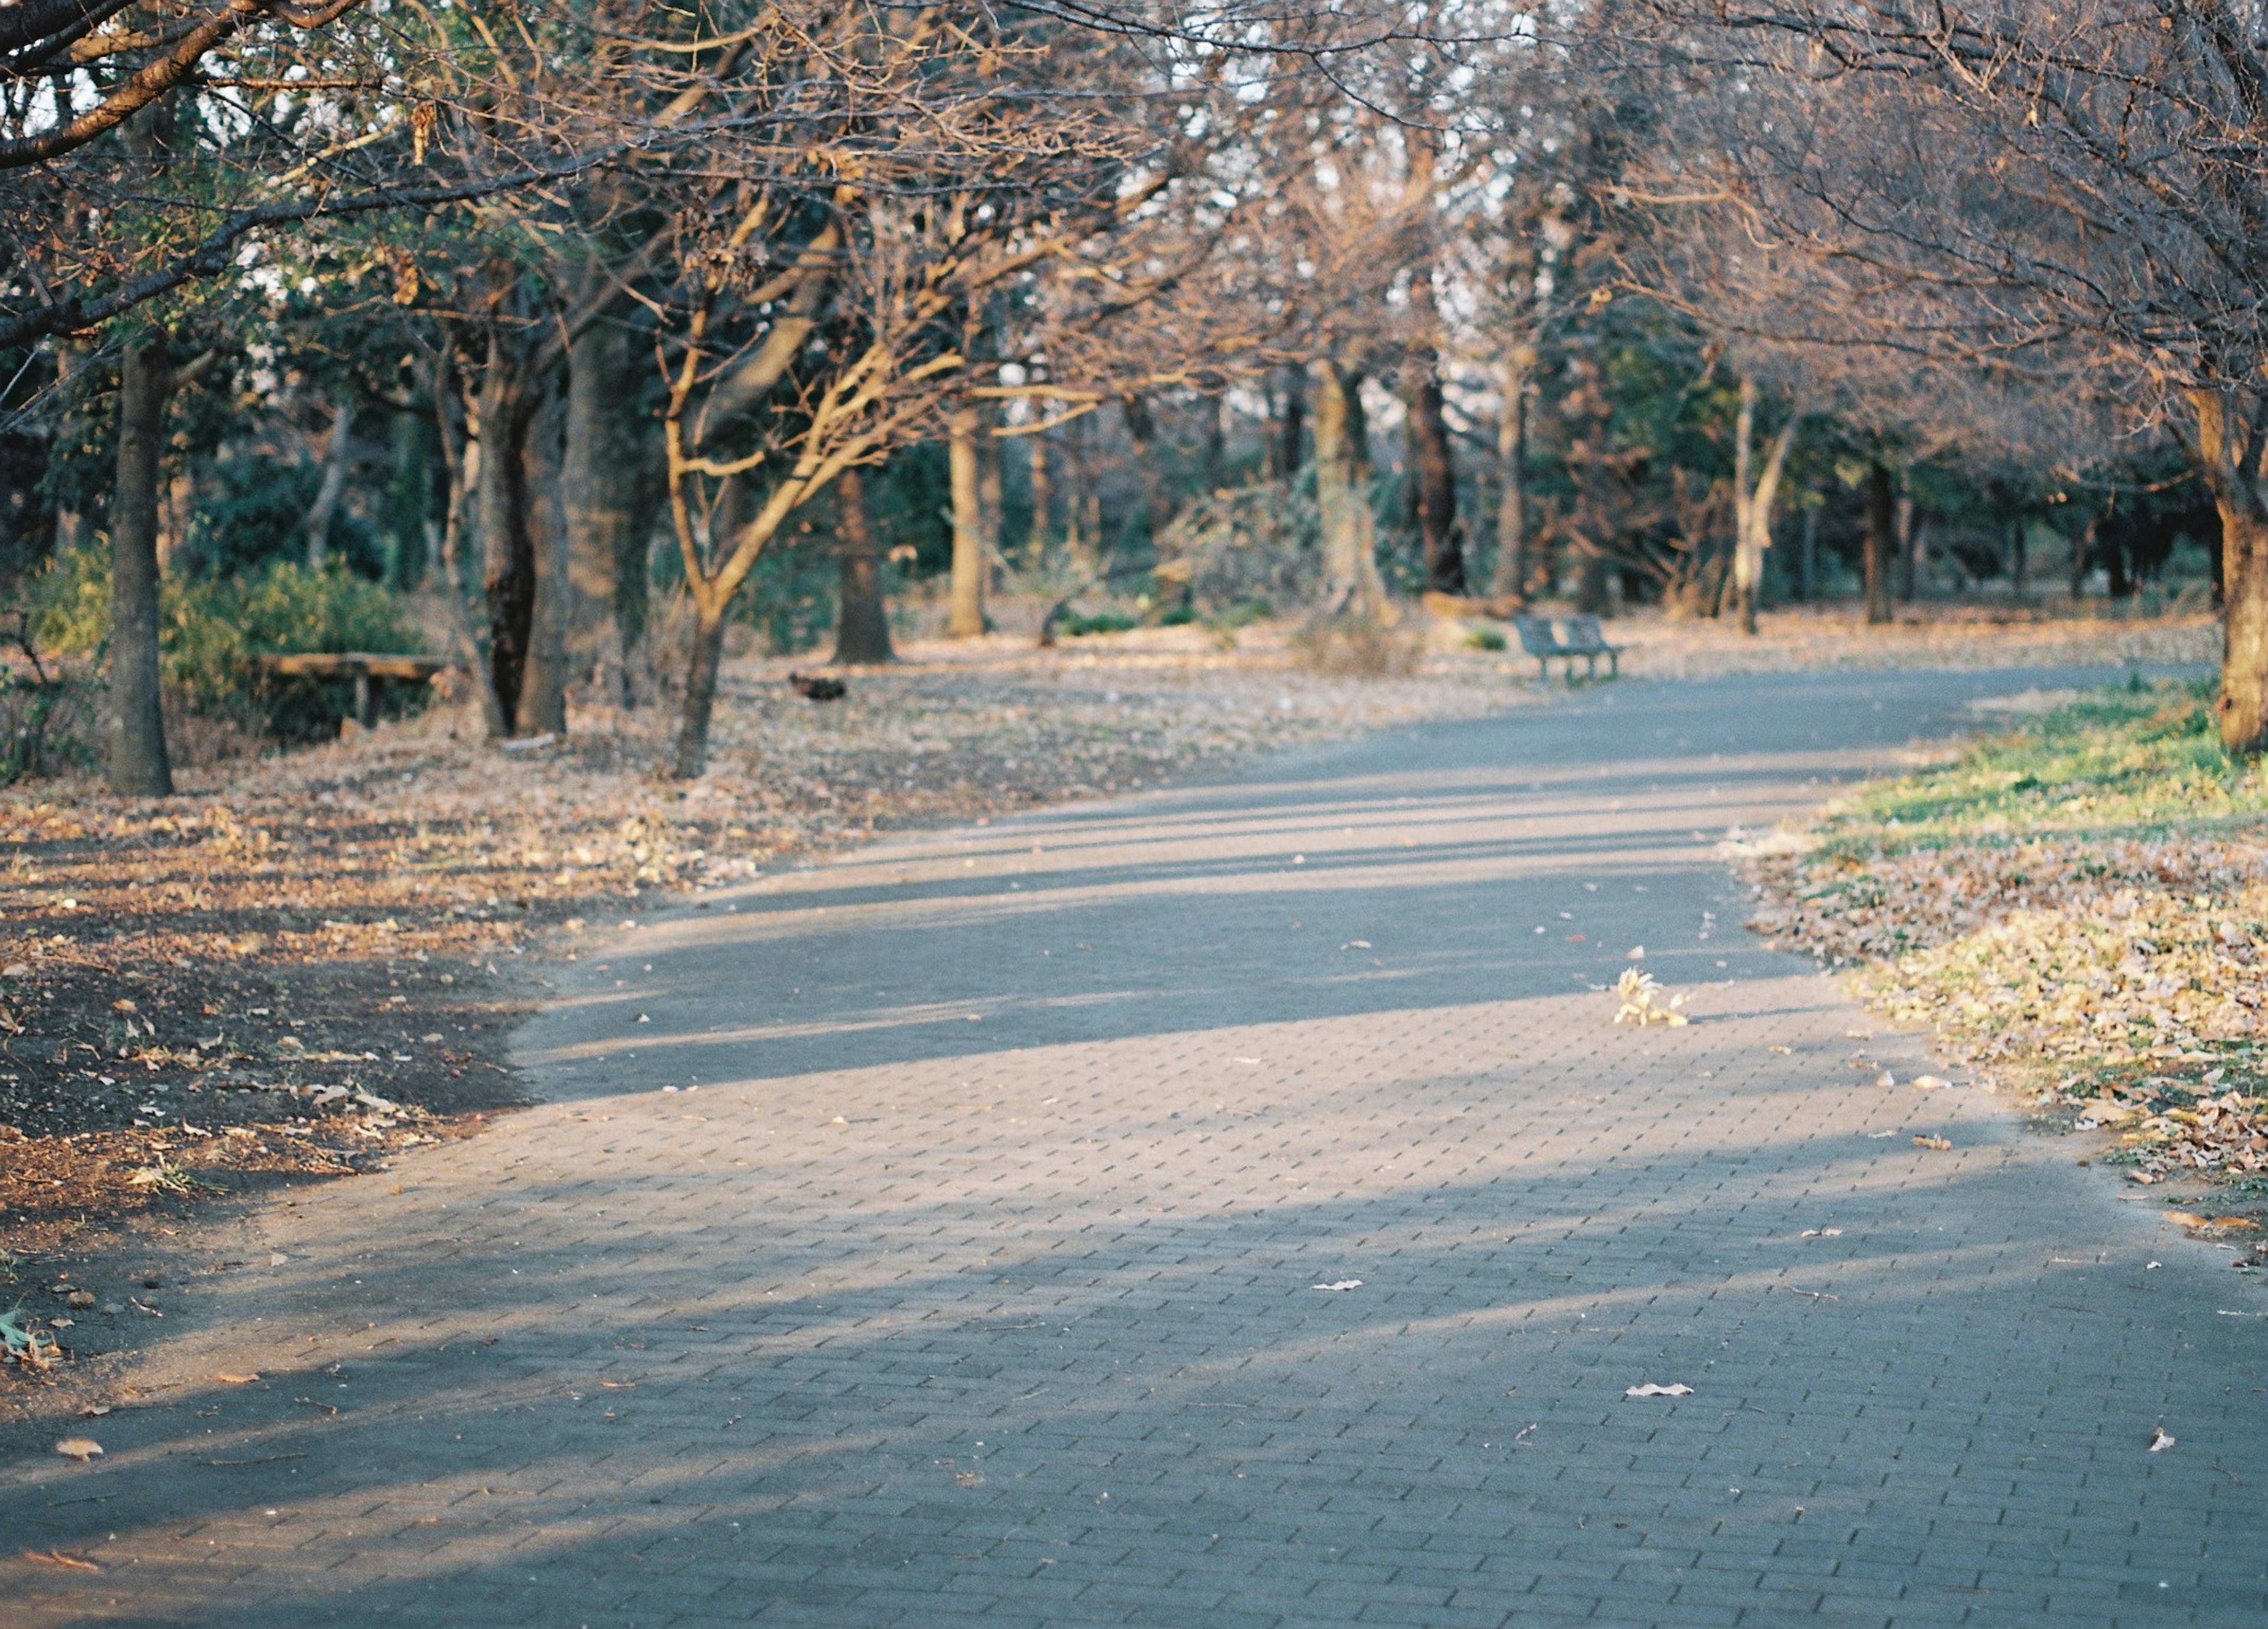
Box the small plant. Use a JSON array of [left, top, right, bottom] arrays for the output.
[[1, 1306, 60, 1372], [1462, 625, 1508, 652], [1060, 610, 1140, 637], [1613, 967, 1689, 1027]]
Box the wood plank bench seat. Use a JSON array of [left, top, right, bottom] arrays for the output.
[[255, 653, 450, 725]]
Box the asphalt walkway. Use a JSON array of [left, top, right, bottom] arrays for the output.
[[6, 666, 2264, 1627]]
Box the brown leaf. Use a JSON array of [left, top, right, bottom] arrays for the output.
[[22, 1549, 100, 1571], [1913, 1135, 1953, 1151], [52, 1437, 103, 1461]]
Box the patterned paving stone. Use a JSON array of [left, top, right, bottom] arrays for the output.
[[4, 666, 2262, 1627]]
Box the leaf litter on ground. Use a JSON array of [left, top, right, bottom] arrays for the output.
[[1738, 678, 2268, 1198]]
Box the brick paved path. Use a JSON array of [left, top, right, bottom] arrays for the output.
[[6, 668, 2264, 1628]]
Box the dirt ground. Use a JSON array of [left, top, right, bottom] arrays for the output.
[[0, 601, 2225, 1402]]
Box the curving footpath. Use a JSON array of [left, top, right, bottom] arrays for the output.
[[4, 666, 2264, 1628]]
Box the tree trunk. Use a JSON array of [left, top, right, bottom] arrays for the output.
[[1273, 366, 1305, 482], [674, 603, 729, 777], [2009, 519, 2028, 600], [563, 318, 642, 703], [832, 466, 894, 664], [2187, 389, 2268, 754], [1863, 461, 1895, 625], [1731, 378, 1798, 636], [1491, 348, 1531, 599], [1404, 348, 1464, 594], [1312, 360, 1388, 620], [1121, 393, 1163, 552], [476, 338, 539, 728], [304, 389, 354, 570], [1028, 429, 1054, 556], [1894, 494, 1916, 601], [979, 413, 1006, 556], [517, 384, 570, 735], [1799, 505, 1818, 602], [1198, 390, 1226, 496], [947, 408, 987, 637], [108, 331, 174, 797]]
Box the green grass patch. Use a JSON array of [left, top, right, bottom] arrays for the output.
[[1826, 677, 2268, 851]]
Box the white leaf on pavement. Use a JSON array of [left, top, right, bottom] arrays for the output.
[[1625, 1383, 1694, 1398]]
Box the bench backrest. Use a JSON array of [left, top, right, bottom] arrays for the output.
[[1555, 614, 1609, 653], [1513, 613, 1613, 656], [1511, 614, 1564, 656]]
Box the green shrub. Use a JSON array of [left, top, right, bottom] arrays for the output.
[[1061, 610, 1139, 637], [1462, 625, 1508, 652], [26, 542, 417, 739]]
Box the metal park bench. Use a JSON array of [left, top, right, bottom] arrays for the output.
[[255, 652, 450, 726], [1511, 613, 1623, 683]]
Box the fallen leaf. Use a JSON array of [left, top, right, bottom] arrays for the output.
[[22, 1550, 99, 1572], [1913, 1075, 1949, 1090], [1342, 940, 1371, 950], [1768, 1044, 1793, 1054], [1876, 1071, 1897, 1089], [1309, 1279, 1363, 1292], [2149, 1425, 2176, 1453], [78, 1405, 109, 1418], [1914, 1135, 1953, 1150], [53, 1437, 103, 1461], [215, 1371, 260, 1385], [955, 1471, 983, 1487], [1799, 1228, 1845, 1239], [269, 1253, 288, 1267], [66, 1289, 95, 1309], [1625, 1383, 1694, 1397], [1626, 945, 1645, 960]]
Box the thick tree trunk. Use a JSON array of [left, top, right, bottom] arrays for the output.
[[832, 466, 894, 664], [304, 389, 354, 570], [1799, 505, 1818, 602], [563, 318, 641, 703], [109, 333, 174, 797], [2217, 503, 2268, 754], [1491, 349, 1530, 600], [476, 340, 538, 728], [1863, 462, 1895, 625], [674, 605, 729, 777], [517, 385, 569, 735], [1404, 350, 1464, 594], [2189, 389, 2268, 754], [947, 408, 987, 637], [1312, 360, 1387, 620]]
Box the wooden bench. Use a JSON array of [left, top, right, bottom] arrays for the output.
[[255, 653, 450, 725], [1512, 614, 1623, 683]]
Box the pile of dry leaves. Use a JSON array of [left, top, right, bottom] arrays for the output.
[[1744, 831, 2268, 1189]]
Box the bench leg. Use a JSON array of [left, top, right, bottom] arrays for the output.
[[1607, 651, 1619, 679], [354, 671, 374, 728]]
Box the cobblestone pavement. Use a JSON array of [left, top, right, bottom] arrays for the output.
[[6, 667, 2264, 1628]]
